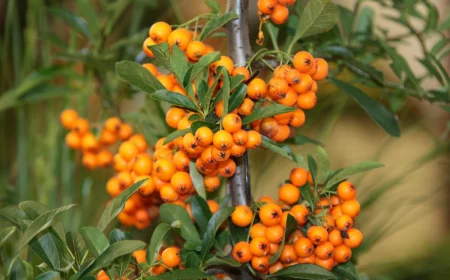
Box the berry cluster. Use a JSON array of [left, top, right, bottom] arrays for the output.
[[60, 110, 136, 170], [230, 167, 363, 274], [248, 51, 328, 142], [257, 0, 296, 25]]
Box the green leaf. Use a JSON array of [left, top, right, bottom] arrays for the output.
[[438, 13, 450, 32], [80, 227, 110, 257], [287, 0, 339, 52], [229, 221, 249, 244], [203, 256, 240, 268], [337, 5, 353, 40], [29, 233, 63, 270], [76, 0, 101, 40], [261, 136, 295, 162], [196, 80, 208, 111], [286, 135, 322, 146], [354, 7, 374, 40], [199, 13, 238, 41], [190, 196, 213, 234], [181, 250, 202, 268], [418, 58, 444, 85], [316, 146, 331, 185], [49, 7, 92, 40], [149, 268, 209, 280], [333, 261, 358, 280], [204, 0, 222, 14], [425, 2, 438, 32], [0, 207, 28, 230], [301, 184, 315, 212], [147, 223, 172, 265], [199, 207, 234, 263], [170, 44, 191, 84], [269, 263, 337, 279], [151, 90, 199, 112], [242, 104, 296, 124], [164, 129, 191, 145], [0, 227, 16, 247], [428, 53, 450, 86], [266, 22, 280, 50], [66, 232, 87, 265], [116, 61, 164, 94], [230, 74, 246, 91], [35, 271, 60, 280], [308, 155, 318, 187], [159, 204, 201, 243], [97, 179, 148, 231], [184, 51, 221, 87], [190, 162, 207, 200], [343, 59, 384, 85], [17, 205, 74, 254], [330, 78, 401, 137], [221, 69, 231, 117], [228, 84, 247, 112], [74, 240, 146, 279], [270, 214, 297, 264], [324, 161, 384, 190], [203, 67, 224, 113]]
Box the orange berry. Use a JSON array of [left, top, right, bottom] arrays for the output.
[[143, 63, 158, 76], [290, 204, 309, 226], [143, 37, 156, 57], [160, 185, 179, 202], [96, 150, 113, 167], [279, 0, 296, 6], [336, 214, 354, 231], [118, 123, 134, 140], [250, 223, 267, 239], [113, 154, 129, 172], [278, 184, 300, 205], [297, 254, 316, 264], [237, 98, 255, 116], [307, 226, 328, 245], [316, 241, 335, 260], [270, 4, 289, 25], [232, 241, 253, 263], [177, 116, 192, 130], [250, 237, 270, 257], [211, 146, 231, 162], [65, 131, 82, 149], [212, 56, 234, 74], [118, 211, 134, 227], [260, 117, 279, 138], [230, 143, 246, 157], [106, 177, 121, 197], [166, 108, 186, 129], [186, 41, 206, 61], [328, 230, 344, 247], [315, 256, 335, 271], [173, 150, 190, 172], [247, 78, 267, 100], [82, 152, 97, 170], [273, 65, 291, 79], [73, 118, 90, 136], [285, 69, 301, 85], [149, 21, 172, 43], [129, 134, 148, 153], [99, 129, 117, 145], [311, 58, 329, 81], [290, 109, 306, 127], [132, 249, 147, 264], [292, 73, 313, 94], [153, 159, 176, 181], [105, 117, 122, 133], [232, 66, 250, 82], [337, 181, 356, 201], [60, 109, 79, 129], [168, 28, 191, 51], [231, 205, 253, 227], [152, 255, 167, 275], [293, 51, 314, 73], [161, 247, 181, 268], [183, 133, 203, 154], [195, 126, 214, 147], [207, 200, 220, 214], [276, 87, 298, 107], [269, 261, 284, 274], [341, 200, 360, 218], [258, 0, 277, 14], [119, 141, 138, 161], [213, 130, 233, 151], [132, 154, 153, 175], [268, 77, 289, 99], [280, 245, 297, 264], [271, 124, 291, 142], [294, 237, 314, 258], [218, 158, 236, 177], [344, 228, 363, 248], [274, 111, 294, 125], [233, 129, 248, 145], [259, 203, 282, 226], [246, 130, 262, 149], [334, 245, 352, 263], [297, 91, 317, 110], [222, 113, 242, 133], [157, 75, 174, 90], [204, 175, 221, 192], [136, 175, 154, 196], [170, 171, 193, 194], [81, 133, 99, 151], [252, 256, 269, 272], [290, 168, 308, 187], [266, 225, 285, 244], [215, 100, 224, 118]]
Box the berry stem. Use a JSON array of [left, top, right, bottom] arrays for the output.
[[226, 0, 253, 208]]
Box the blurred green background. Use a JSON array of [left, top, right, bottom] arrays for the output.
[[0, 0, 449, 279]]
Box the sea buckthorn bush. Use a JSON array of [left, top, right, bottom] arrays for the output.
[[1, 0, 449, 280]]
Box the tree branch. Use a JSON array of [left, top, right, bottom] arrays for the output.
[[226, 0, 253, 207]]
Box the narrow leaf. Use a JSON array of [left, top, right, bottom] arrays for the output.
[[270, 214, 297, 264], [261, 136, 295, 162], [325, 161, 384, 190], [228, 84, 247, 112], [159, 204, 201, 243], [151, 90, 199, 112], [269, 263, 337, 279], [147, 223, 172, 265], [164, 129, 191, 145], [199, 13, 238, 41], [190, 196, 213, 234], [80, 227, 110, 257], [190, 161, 207, 200], [116, 61, 164, 94], [242, 104, 296, 124]]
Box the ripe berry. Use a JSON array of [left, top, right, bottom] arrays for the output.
[[136, 175, 154, 196], [213, 130, 233, 151], [204, 175, 221, 192], [232, 241, 253, 263], [268, 77, 289, 99], [212, 56, 234, 74], [149, 21, 172, 43], [259, 203, 282, 226], [246, 130, 262, 149], [186, 41, 206, 61], [290, 109, 306, 127], [170, 171, 193, 194], [315, 256, 335, 271], [168, 28, 191, 51], [266, 225, 284, 244], [311, 58, 329, 81], [344, 228, 363, 248], [60, 109, 79, 129], [307, 226, 329, 245], [143, 63, 158, 76], [334, 245, 352, 263], [278, 184, 300, 205], [250, 237, 270, 257], [143, 37, 156, 57], [230, 143, 246, 157], [337, 181, 357, 201], [258, 0, 277, 14], [294, 237, 314, 258], [293, 51, 314, 73], [208, 200, 220, 214], [166, 108, 186, 129], [232, 66, 250, 81], [270, 5, 289, 25], [341, 200, 360, 218], [73, 118, 90, 136], [237, 98, 255, 116], [297, 91, 317, 110], [250, 223, 267, 239], [160, 185, 180, 202], [82, 152, 97, 170], [118, 123, 134, 140], [218, 158, 237, 177], [271, 125, 291, 142], [328, 230, 344, 247], [252, 256, 269, 272], [153, 159, 176, 181], [290, 167, 308, 187], [195, 126, 214, 147], [315, 241, 335, 260], [292, 73, 313, 94], [269, 262, 284, 274], [247, 78, 267, 100], [222, 113, 242, 133], [280, 245, 297, 264], [290, 204, 309, 226], [336, 214, 354, 231], [231, 205, 253, 227], [233, 129, 248, 145], [161, 247, 181, 268], [65, 131, 81, 149]]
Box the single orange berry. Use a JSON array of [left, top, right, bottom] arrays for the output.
[[204, 175, 221, 192], [290, 168, 308, 187], [250, 223, 267, 239], [341, 200, 360, 218], [161, 247, 181, 268], [143, 63, 158, 76], [250, 236, 270, 257], [293, 51, 314, 73], [251, 256, 269, 272], [153, 159, 176, 181], [232, 66, 250, 82], [270, 4, 289, 25], [266, 225, 285, 244], [280, 245, 297, 264], [232, 241, 253, 263], [316, 241, 335, 260], [195, 126, 214, 147], [60, 109, 79, 129], [231, 205, 254, 227], [167, 28, 191, 51], [149, 21, 172, 43], [279, 184, 301, 205], [247, 78, 267, 100], [294, 237, 314, 258], [344, 228, 363, 248], [307, 226, 329, 245], [213, 130, 233, 151], [143, 37, 156, 57], [222, 113, 242, 133], [259, 203, 282, 226], [186, 40, 206, 61], [218, 158, 236, 177], [258, 0, 277, 14], [334, 245, 352, 263], [246, 130, 262, 149], [315, 256, 335, 271], [65, 131, 82, 149], [337, 181, 357, 201], [290, 204, 309, 226], [166, 108, 186, 129], [311, 58, 329, 81]]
